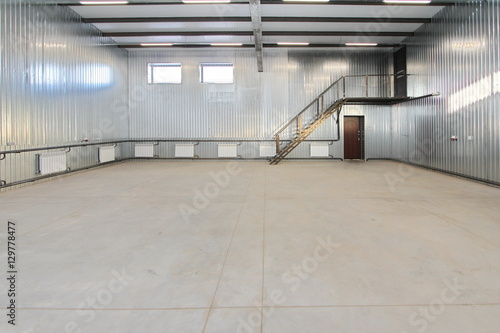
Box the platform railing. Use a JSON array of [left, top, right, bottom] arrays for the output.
[[273, 74, 399, 145]]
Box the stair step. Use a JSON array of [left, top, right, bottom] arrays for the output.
[[271, 101, 345, 164]]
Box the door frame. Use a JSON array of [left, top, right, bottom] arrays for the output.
[[343, 115, 365, 160]]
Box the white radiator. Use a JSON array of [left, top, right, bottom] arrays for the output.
[[310, 143, 330, 157], [135, 144, 155, 158], [99, 146, 116, 163], [175, 144, 195, 158], [38, 151, 67, 175], [218, 144, 238, 158], [260, 144, 276, 157]]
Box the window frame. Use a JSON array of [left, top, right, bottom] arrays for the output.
[[147, 62, 182, 84], [199, 63, 234, 84]]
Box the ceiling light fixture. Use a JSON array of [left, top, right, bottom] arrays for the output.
[[80, 1, 129, 4], [383, 0, 432, 4], [140, 43, 173, 47], [173, 43, 211, 46], [283, 0, 330, 2], [211, 43, 243, 46], [182, 0, 231, 3], [345, 43, 378, 46], [277, 42, 310, 46]]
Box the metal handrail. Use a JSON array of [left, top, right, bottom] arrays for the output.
[[273, 76, 344, 138], [273, 74, 403, 138]]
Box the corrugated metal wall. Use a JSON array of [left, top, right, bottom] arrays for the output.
[[392, 1, 499, 183], [128, 48, 393, 159], [0, 1, 129, 186], [7, 1, 496, 185]]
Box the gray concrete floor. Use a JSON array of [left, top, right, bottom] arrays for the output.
[[0, 160, 499, 333]]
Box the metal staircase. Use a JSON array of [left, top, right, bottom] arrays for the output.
[[270, 74, 435, 165], [270, 98, 346, 165]]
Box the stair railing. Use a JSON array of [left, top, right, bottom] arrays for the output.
[[273, 76, 343, 152], [273, 74, 398, 153]]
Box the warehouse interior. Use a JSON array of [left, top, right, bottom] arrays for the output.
[[0, 0, 499, 332]]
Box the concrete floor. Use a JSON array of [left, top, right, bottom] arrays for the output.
[[0, 160, 499, 333]]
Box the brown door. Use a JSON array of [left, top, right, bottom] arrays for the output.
[[344, 116, 364, 159]]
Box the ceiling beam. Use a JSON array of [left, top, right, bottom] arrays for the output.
[[265, 31, 412, 36], [267, 43, 402, 48], [263, 17, 431, 24], [84, 17, 252, 24], [119, 43, 402, 49], [260, 1, 450, 5], [249, 0, 264, 73], [63, 1, 454, 6], [83, 16, 431, 24], [103, 31, 413, 37]]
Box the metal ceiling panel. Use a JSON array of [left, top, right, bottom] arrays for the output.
[[69, 4, 251, 18], [70, 3, 443, 50], [261, 22, 423, 32], [93, 22, 253, 33], [260, 4, 444, 18], [261, 36, 407, 44], [70, 3, 445, 20], [93, 21, 422, 34], [112, 35, 405, 44], [111, 36, 254, 44]]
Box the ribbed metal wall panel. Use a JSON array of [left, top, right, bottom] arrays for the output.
[[392, 1, 499, 183], [0, 1, 129, 186], [288, 105, 392, 160], [128, 48, 393, 159]]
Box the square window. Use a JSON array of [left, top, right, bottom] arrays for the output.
[[200, 63, 234, 84], [148, 63, 182, 84]]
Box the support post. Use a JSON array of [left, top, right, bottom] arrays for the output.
[[366, 75, 369, 97], [343, 77, 346, 98], [249, 0, 264, 72]]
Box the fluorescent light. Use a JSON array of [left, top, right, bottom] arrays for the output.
[[277, 42, 310, 46], [174, 43, 210, 45], [283, 0, 330, 2], [172, 43, 211, 47], [211, 43, 243, 46], [80, 1, 129, 4], [345, 43, 378, 46], [383, 0, 432, 4], [182, 0, 231, 3], [140, 43, 173, 47]]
